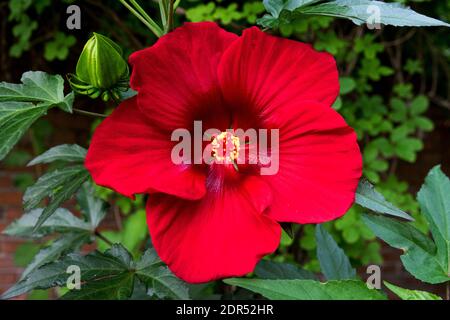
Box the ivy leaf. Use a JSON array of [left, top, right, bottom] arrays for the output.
[[76, 182, 107, 230], [417, 165, 450, 283], [0, 71, 74, 161], [23, 165, 90, 230], [363, 214, 449, 284], [28, 144, 87, 166], [19, 232, 90, 281], [259, 0, 450, 28], [255, 260, 316, 280], [3, 208, 92, 238], [315, 225, 356, 280], [135, 248, 190, 300], [356, 179, 413, 220], [384, 281, 442, 300], [223, 278, 386, 300]]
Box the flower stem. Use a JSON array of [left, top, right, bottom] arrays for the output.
[[119, 0, 163, 37], [166, 0, 175, 33], [95, 231, 114, 246], [73, 108, 108, 118]]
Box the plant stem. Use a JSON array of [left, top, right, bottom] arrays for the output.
[[95, 231, 114, 246], [166, 0, 174, 33], [73, 108, 108, 118], [119, 0, 163, 37], [158, 0, 168, 27], [446, 281, 449, 300]]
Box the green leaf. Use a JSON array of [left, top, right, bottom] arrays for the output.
[[255, 260, 316, 280], [20, 232, 90, 281], [23, 165, 90, 230], [28, 144, 87, 166], [0, 102, 49, 161], [0, 71, 74, 160], [356, 179, 413, 220], [315, 225, 356, 280], [76, 182, 107, 229], [1, 245, 129, 299], [1, 244, 187, 300], [224, 278, 386, 300], [135, 248, 189, 300], [384, 281, 442, 300], [410, 95, 429, 115], [417, 165, 450, 282], [259, 0, 450, 28], [363, 214, 449, 284], [339, 77, 356, 95], [3, 208, 92, 238], [63, 273, 134, 300]]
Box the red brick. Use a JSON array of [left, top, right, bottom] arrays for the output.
[[0, 174, 12, 188], [0, 191, 22, 206]]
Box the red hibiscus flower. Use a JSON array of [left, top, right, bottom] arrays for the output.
[[85, 22, 362, 283]]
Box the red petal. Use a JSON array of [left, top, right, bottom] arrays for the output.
[[218, 27, 339, 116], [85, 97, 206, 200], [129, 22, 238, 131], [147, 177, 281, 283], [263, 101, 362, 223]]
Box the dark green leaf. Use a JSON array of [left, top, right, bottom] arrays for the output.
[[3, 208, 92, 238], [259, 0, 450, 28], [0, 102, 49, 161], [315, 225, 356, 280], [76, 182, 107, 229], [384, 281, 442, 300], [1, 244, 130, 299], [28, 144, 87, 166], [356, 179, 413, 220], [20, 232, 90, 281], [0, 72, 74, 160], [417, 165, 450, 282], [224, 278, 386, 300], [255, 260, 316, 280], [135, 248, 189, 300], [363, 214, 449, 284], [23, 165, 90, 230]]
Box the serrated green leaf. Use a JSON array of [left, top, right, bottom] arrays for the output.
[[76, 181, 107, 229], [28, 144, 87, 166], [224, 278, 386, 300], [316, 225, 356, 280], [259, 0, 450, 28], [23, 165, 90, 230], [0, 71, 74, 160], [1, 246, 128, 299], [135, 248, 189, 300], [62, 272, 134, 300], [417, 165, 450, 282], [356, 179, 413, 220], [384, 281, 442, 300], [0, 102, 49, 161], [3, 208, 92, 238], [363, 213, 449, 284], [255, 260, 316, 280], [20, 232, 90, 281]]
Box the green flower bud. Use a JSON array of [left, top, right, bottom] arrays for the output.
[[68, 33, 129, 102]]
